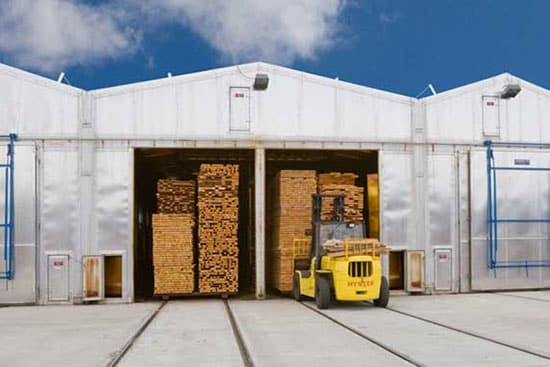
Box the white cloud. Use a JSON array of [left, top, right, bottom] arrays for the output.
[[140, 0, 347, 64], [0, 0, 140, 73], [0, 0, 347, 73]]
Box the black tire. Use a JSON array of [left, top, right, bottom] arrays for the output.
[[373, 276, 390, 308], [293, 273, 304, 301], [316, 276, 331, 309]]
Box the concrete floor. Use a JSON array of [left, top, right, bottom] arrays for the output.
[[230, 299, 408, 367], [389, 291, 550, 360], [117, 300, 243, 367], [1, 292, 550, 367], [0, 302, 160, 367], [317, 300, 549, 366]]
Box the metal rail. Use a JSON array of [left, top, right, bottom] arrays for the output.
[[108, 301, 167, 367], [0, 134, 17, 280], [224, 300, 254, 367], [300, 302, 424, 367], [485, 140, 550, 269], [385, 304, 550, 362]]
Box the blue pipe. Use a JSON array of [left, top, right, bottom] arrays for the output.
[[3, 165, 7, 265], [0, 134, 16, 280], [494, 167, 550, 171], [495, 219, 550, 223], [8, 138, 14, 278], [487, 146, 493, 269], [492, 151, 498, 267], [484, 140, 550, 148]]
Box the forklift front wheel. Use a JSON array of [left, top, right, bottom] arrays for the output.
[[293, 273, 304, 301], [373, 276, 389, 308], [316, 276, 331, 309]]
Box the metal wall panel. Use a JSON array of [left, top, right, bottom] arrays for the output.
[[0, 144, 36, 303], [93, 150, 130, 252], [92, 64, 413, 142], [92, 150, 131, 301], [40, 148, 80, 303], [380, 151, 413, 248], [425, 75, 550, 144], [426, 153, 458, 292], [458, 152, 471, 292], [41, 150, 79, 251], [470, 148, 550, 290], [0, 67, 80, 137]]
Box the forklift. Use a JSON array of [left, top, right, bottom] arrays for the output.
[[293, 194, 389, 309]]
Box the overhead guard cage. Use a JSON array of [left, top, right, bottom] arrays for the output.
[[485, 140, 550, 270], [0, 134, 17, 280]]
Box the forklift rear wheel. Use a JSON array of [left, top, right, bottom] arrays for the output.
[[373, 276, 389, 308], [293, 273, 304, 301], [316, 276, 331, 309]]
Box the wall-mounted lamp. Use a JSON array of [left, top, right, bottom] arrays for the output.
[[253, 73, 269, 90], [500, 84, 521, 99]]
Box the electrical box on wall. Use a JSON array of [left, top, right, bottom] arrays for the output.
[[230, 87, 251, 132]]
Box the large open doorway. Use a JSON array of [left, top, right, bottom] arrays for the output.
[[133, 148, 255, 300], [264, 149, 379, 294]]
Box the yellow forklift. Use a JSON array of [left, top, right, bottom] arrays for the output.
[[293, 194, 389, 309]]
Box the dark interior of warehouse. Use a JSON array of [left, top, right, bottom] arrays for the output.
[[133, 148, 255, 300]]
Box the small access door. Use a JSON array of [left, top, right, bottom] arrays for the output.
[[230, 87, 251, 132], [406, 250, 425, 292], [82, 256, 104, 301], [434, 248, 452, 291]]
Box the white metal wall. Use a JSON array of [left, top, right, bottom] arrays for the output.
[[3, 62, 550, 303]]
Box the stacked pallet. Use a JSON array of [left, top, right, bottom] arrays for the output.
[[152, 214, 195, 294], [156, 179, 196, 214], [269, 170, 317, 292], [318, 173, 364, 222], [197, 164, 239, 293]]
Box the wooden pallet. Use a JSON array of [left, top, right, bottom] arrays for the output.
[[268, 170, 317, 292], [197, 164, 240, 294], [152, 214, 195, 295]]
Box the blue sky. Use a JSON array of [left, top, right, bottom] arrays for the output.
[[0, 0, 548, 97]]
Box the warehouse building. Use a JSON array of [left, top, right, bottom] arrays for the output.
[[0, 62, 549, 305]]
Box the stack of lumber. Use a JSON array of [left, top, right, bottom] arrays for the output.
[[156, 179, 196, 214], [269, 170, 317, 292], [152, 214, 195, 294], [197, 164, 239, 293], [318, 172, 364, 222]]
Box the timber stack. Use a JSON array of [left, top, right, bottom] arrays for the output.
[[152, 213, 195, 294], [318, 172, 364, 222], [269, 170, 317, 293], [197, 164, 240, 293], [156, 179, 196, 214], [152, 179, 196, 295]]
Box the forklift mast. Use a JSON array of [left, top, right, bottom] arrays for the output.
[[312, 194, 345, 270]]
